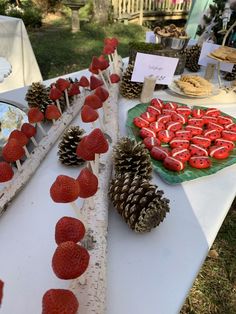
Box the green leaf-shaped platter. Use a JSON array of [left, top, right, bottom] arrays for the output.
[[126, 102, 236, 184]]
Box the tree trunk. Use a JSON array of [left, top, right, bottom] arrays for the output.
[[93, 0, 110, 24]]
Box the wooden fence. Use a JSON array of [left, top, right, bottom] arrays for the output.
[[112, 0, 192, 25]]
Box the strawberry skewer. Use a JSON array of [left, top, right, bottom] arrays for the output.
[[81, 104, 98, 129], [76, 136, 96, 175], [90, 56, 109, 91], [49, 84, 62, 113], [78, 76, 90, 95], [21, 123, 38, 146], [45, 104, 61, 124], [95, 86, 110, 123], [56, 78, 71, 108], [84, 94, 105, 131], [28, 107, 47, 136], [0, 162, 14, 182], [77, 167, 98, 210], [2, 138, 25, 171], [9, 130, 30, 158]]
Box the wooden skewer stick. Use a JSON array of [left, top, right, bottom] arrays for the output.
[[30, 136, 37, 146], [15, 160, 22, 172], [98, 70, 109, 91], [23, 146, 30, 158], [64, 89, 70, 107], [55, 99, 62, 114]]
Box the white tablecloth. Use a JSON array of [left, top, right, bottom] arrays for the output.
[[0, 15, 42, 92]]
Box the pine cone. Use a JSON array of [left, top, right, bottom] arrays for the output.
[[109, 173, 170, 233], [58, 126, 85, 166], [120, 63, 143, 99], [25, 82, 53, 113], [113, 137, 152, 180], [182, 45, 201, 72]]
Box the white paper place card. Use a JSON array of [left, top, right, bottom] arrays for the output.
[[145, 31, 156, 43], [131, 52, 179, 85], [198, 42, 234, 72]]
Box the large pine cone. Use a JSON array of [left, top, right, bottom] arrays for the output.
[[58, 126, 85, 166], [120, 63, 143, 99], [109, 173, 170, 233], [183, 44, 201, 72], [113, 137, 152, 180], [25, 82, 53, 113]]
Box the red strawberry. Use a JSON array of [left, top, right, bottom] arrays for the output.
[[91, 56, 102, 71], [89, 63, 99, 75], [104, 37, 119, 48], [21, 123, 36, 138], [203, 129, 221, 140], [171, 148, 190, 162], [189, 156, 211, 169], [98, 55, 109, 70], [133, 116, 149, 128], [217, 115, 233, 125], [146, 105, 161, 116], [90, 76, 103, 90], [187, 118, 204, 128], [2, 139, 25, 162], [49, 85, 62, 100], [191, 108, 205, 118], [175, 130, 192, 140], [222, 130, 236, 141], [77, 167, 98, 198], [68, 83, 80, 96], [169, 138, 190, 149], [84, 94, 103, 109], [45, 104, 61, 121], [78, 76, 90, 88], [171, 112, 187, 124], [202, 115, 217, 124], [140, 112, 156, 122], [50, 175, 80, 203], [76, 136, 95, 161], [166, 121, 182, 132], [103, 44, 115, 55], [56, 78, 70, 91], [215, 138, 235, 151], [9, 130, 29, 146], [110, 74, 120, 83], [94, 86, 109, 102], [28, 107, 44, 123], [81, 105, 98, 123], [86, 128, 109, 154], [140, 127, 156, 138], [42, 289, 79, 314], [149, 121, 165, 132], [225, 123, 236, 132], [156, 114, 171, 124], [191, 136, 211, 148], [185, 125, 203, 136], [0, 279, 4, 305], [189, 144, 208, 156], [176, 106, 191, 116], [209, 146, 229, 159], [52, 241, 89, 279], [55, 216, 85, 245], [150, 146, 170, 161], [143, 137, 161, 150], [207, 122, 224, 132], [163, 156, 184, 172], [150, 98, 163, 109], [0, 161, 14, 182], [157, 130, 175, 143], [205, 108, 220, 117], [163, 102, 178, 110]]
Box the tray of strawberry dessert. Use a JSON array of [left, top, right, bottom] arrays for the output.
[[126, 99, 236, 184]]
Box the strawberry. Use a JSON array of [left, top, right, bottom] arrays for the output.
[[50, 175, 80, 203], [202, 115, 217, 124], [163, 156, 184, 172], [85, 128, 109, 154], [217, 115, 233, 125], [140, 127, 156, 138], [146, 105, 161, 116], [171, 112, 187, 124], [191, 108, 205, 118], [140, 112, 156, 122], [42, 289, 79, 314], [163, 102, 178, 110], [56, 78, 70, 92], [207, 122, 224, 132], [76, 136, 95, 161], [215, 138, 235, 151], [77, 167, 98, 198], [156, 114, 171, 124], [203, 129, 221, 140], [225, 123, 236, 132], [49, 85, 62, 100], [149, 121, 165, 132], [84, 94, 103, 109], [28, 107, 44, 123], [150, 98, 163, 109], [89, 63, 99, 75], [0, 161, 14, 182], [68, 83, 80, 96], [150, 146, 170, 161], [133, 116, 149, 128], [81, 105, 98, 123], [187, 118, 204, 128], [166, 121, 182, 132], [110, 74, 120, 83], [21, 123, 36, 138], [157, 130, 175, 143], [98, 55, 109, 71], [222, 130, 236, 141], [189, 156, 211, 169], [90, 56, 102, 71], [175, 130, 192, 140], [90, 75, 103, 90], [185, 125, 203, 136], [55, 217, 85, 245], [78, 76, 90, 88], [9, 130, 29, 146], [176, 106, 191, 116], [171, 148, 191, 162], [103, 44, 115, 55], [169, 138, 190, 149], [189, 144, 208, 156], [2, 139, 25, 162], [205, 108, 220, 117], [0, 279, 4, 305], [143, 137, 161, 150], [94, 86, 109, 102], [191, 136, 211, 148], [52, 241, 90, 279], [209, 146, 229, 159], [45, 104, 61, 121]]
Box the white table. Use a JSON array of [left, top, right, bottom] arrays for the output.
[[0, 15, 42, 92], [0, 69, 236, 314]]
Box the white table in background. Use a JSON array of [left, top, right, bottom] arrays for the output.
[[0, 69, 236, 314]]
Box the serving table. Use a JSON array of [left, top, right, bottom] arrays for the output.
[[0, 67, 236, 314]]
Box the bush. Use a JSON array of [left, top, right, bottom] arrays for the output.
[[0, 0, 8, 15], [22, 7, 42, 27]]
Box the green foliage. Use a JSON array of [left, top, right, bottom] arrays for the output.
[[22, 6, 42, 27], [0, 0, 8, 15], [79, 0, 93, 20]]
